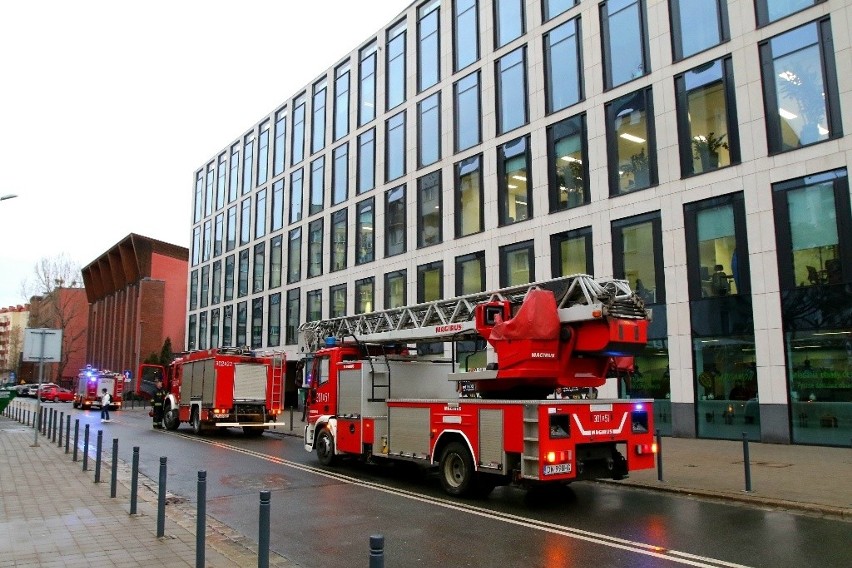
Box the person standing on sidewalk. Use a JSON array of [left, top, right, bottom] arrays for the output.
[[100, 388, 111, 422], [151, 379, 167, 428]]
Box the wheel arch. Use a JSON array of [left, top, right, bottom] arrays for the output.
[[432, 430, 477, 470]]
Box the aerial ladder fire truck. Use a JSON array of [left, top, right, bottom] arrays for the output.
[[299, 274, 657, 497], [137, 347, 285, 437]]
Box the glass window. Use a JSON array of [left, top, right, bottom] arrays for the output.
[[756, 0, 819, 26], [251, 297, 263, 349], [331, 208, 348, 272], [188, 314, 197, 350], [691, 203, 742, 298], [356, 198, 375, 265], [268, 293, 281, 347], [258, 122, 270, 185], [418, 261, 444, 301], [385, 185, 406, 257], [550, 227, 593, 277], [198, 312, 208, 350], [454, 71, 481, 152], [385, 270, 407, 309], [269, 235, 282, 289], [418, 93, 441, 168], [211, 260, 222, 305], [236, 301, 247, 347], [310, 157, 325, 216], [216, 154, 227, 210], [214, 213, 224, 257], [455, 251, 485, 295], [243, 133, 254, 194], [240, 198, 251, 246], [455, 155, 483, 238], [253, 242, 265, 294], [205, 164, 214, 217], [189, 269, 198, 310], [359, 43, 377, 126], [760, 19, 841, 153], [330, 283, 347, 318], [308, 219, 324, 278], [544, 18, 582, 114], [500, 240, 535, 286], [418, 0, 441, 92], [306, 289, 322, 322], [222, 305, 233, 347], [226, 206, 237, 252], [498, 136, 531, 226], [332, 143, 348, 205], [417, 171, 442, 248], [334, 63, 350, 141], [495, 0, 524, 48], [289, 168, 303, 224], [224, 255, 235, 301], [192, 226, 201, 266], [292, 94, 306, 165], [387, 21, 407, 110], [238, 249, 249, 298], [273, 109, 287, 177], [355, 277, 375, 314], [210, 308, 220, 349], [202, 220, 212, 262], [386, 111, 406, 182], [271, 180, 284, 232], [229, 144, 240, 202], [600, 0, 648, 89], [607, 87, 656, 195], [312, 80, 327, 154], [358, 128, 375, 194], [193, 173, 203, 223], [669, 0, 727, 61], [255, 189, 267, 239], [547, 114, 588, 212], [675, 57, 738, 176], [287, 227, 302, 284], [286, 289, 300, 345], [496, 47, 528, 134], [544, 0, 575, 20], [612, 213, 664, 305], [454, 0, 479, 72]]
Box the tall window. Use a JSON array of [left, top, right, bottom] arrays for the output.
[[759, 19, 841, 154], [240, 198, 251, 245], [547, 114, 588, 212], [453, 0, 479, 72], [675, 57, 738, 176], [454, 71, 481, 152], [544, 0, 575, 20], [229, 144, 240, 202], [498, 136, 531, 226], [355, 278, 375, 314], [417, 171, 442, 248], [255, 189, 267, 239], [332, 143, 349, 205], [607, 88, 656, 195], [669, 0, 727, 61], [214, 213, 224, 257], [330, 284, 347, 318], [287, 227, 302, 284], [188, 315, 197, 350], [601, 0, 649, 89], [544, 18, 582, 114], [358, 129, 375, 194], [418, 93, 441, 168], [273, 109, 287, 177], [418, 0, 440, 92], [243, 133, 254, 193], [386, 111, 406, 182], [257, 121, 270, 185], [386, 21, 407, 110], [189, 270, 198, 310], [496, 47, 528, 134], [238, 249, 249, 297], [290, 168, 303, 224], [306, 290, 322, 322], [202, 221, 212, 262], [551, 227, 592, 277], [216, 154, 227, 210], [500, 240, 535, 286], [192, 227, 201, 266], [269, 235, 282, 289], [210, 309, 220, 349], [455, 251, 485, 295], [224, 255, 235, 301], [285, 289, 300, 345], [193, 173, 203, 223], [359, 43, 377, 126], [226, 206, 237, 252], [495, 0, 524, 48], [308, 219, 324, 278], [199, 313, 207, 350], [312, 80, 327, 154], [292, 95, 306, 165], [310, 157, 325, 216], [205, 164, 214, 217], [271, 180, 284, 232], [268, 293, 281, 347], [385, 185, 406, 257], [356, 198, 375, 265], [455, 155, 483, 238], [417, 261, 444, 302], [756, 0, 820, 26], [385, 270, 407, 309], [612, 213, 664, 305], [251, 297, 263, 349], [253, 242, 265, 294], [331, 209, 348, 272], [331, 64, 350, 142], [222, 305, 233, 347], [211, 260, 222, 305]]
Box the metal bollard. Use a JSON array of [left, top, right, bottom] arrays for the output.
[[130, 447, 140, 515], [258, 490, 270, 568], [52, 409, 58, 443], [58, 412, 64, 446], [95, 430, 103, 483], [742, 432, 752, 492], [47, 408, 53, 438], [83, 424, 90, 471], [656, 429, 664, 482], [73, 419, 80, 461], [370, 534, 385, 568], [110, 438, 119, 498], [289, 406, 294, 432], [157, 457, 167, 538], [65, 415, 71, 453], [197, 471, 207, 568]]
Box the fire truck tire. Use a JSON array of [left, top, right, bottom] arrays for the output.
[[191, 407, 202, 435], [164, 406, 180, 431], [316, 428, 336, 466], [439, 442, 475, 497], [243, 426, 265, 437]]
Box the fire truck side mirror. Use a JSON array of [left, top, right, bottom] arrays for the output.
[[480, 303, 507, 326]]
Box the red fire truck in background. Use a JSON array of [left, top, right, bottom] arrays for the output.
[[299, 274, 657, 498], [137, 347, 285, 437], [73, 366, 124, 410]]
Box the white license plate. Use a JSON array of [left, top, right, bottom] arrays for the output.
[[543, 463, 572, 475]]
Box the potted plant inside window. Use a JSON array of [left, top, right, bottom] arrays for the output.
[[622, 148, 649, 189], [692, 131, 728, 171], [557, 159, 584, 207]]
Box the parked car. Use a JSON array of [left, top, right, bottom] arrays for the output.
[[28, 383, 57, 397], [15, 383, 38, 397], [39, 385, 74, 403]]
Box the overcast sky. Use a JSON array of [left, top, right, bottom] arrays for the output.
[[0, 0, 411, 308]]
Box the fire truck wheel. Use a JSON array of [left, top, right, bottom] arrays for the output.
[[191, 407, 202, 435], [439, 442, 475, 497], [243, 426, 264, 437], [316, 428, 336, 466], [164, 406, 180, 431]]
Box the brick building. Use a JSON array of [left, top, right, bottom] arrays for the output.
[[24, 287, 89, 387]]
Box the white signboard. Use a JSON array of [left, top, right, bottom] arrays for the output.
[[23, 328, 63, 362]]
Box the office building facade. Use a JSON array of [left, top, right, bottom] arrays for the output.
[[188, 0, 851, 445]]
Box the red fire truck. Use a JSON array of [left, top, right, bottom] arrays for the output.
[[299, 275, 657, 497], [137, 347, 285, 436], [73, 366, 124, 410]]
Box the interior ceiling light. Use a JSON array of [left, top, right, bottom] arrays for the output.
[[620, 133, 646, 144]]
